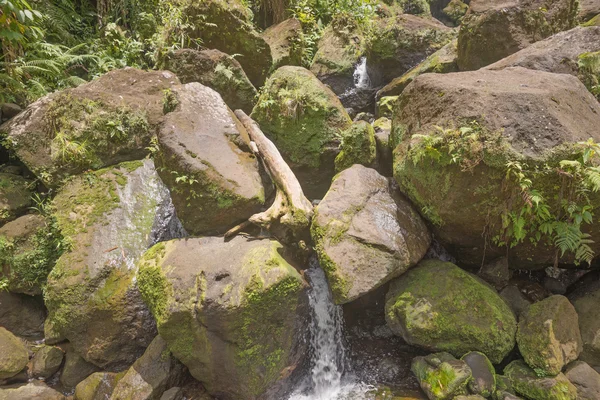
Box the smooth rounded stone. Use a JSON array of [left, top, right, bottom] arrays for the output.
[[411, 352, 472, 399], [457, 0, 579, 70], [500, 285, 532, 317], [0, 291, 45, 339], [0, 173, 32, 225], [251, 66, 352, 198], [568, 280, 600, 367], [173, 0, 272, 87], [504, 360, 577, 400], [461, 351, 496, 397], [0, 327, 28, 380], [0, 213, 61, 296], [159, 387, 182, 400], [110, 336, 184, 400], [334, 121, 377, 172], [60, 346, 100, 389], [156, 82, 264, 235], [0, 103, 22, 121], [44, 160, 184, 370], [74, 371, 122, 400], [365, 13, 455, 86], [564, 361, 600, 400], [517, 295, 582, 375], [375, 39, 458, 101], [392, 67, 600, 269], [261, 18, 304, 69], [478, 257, 511, 290], [0, 69, 179, 187], [0, 381, 65, 400], [313, 165, 430, 304], [163, 49, 257, 113], [385, 260, 517, 364], [30, 345, 64, 379], [136, 236, 309, 400]]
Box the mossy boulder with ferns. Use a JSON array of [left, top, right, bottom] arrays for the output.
[[334, 121, 377, 172], [262, 18, 305, 70], [392, 67, 600, 269], [0, 69, 180, 188], [136, 236, 309, 400], [251, 66, 352, 198], [44, 159, 184, 370]]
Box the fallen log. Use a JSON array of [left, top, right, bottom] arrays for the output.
[[225, 110, 314, 244]]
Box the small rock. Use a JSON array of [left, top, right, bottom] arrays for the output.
[[60, 346, 100, 389], [568, 279, 600, 366], [461, 351, 496, 397], [411, 352, 472, 400], [0, 327, 29, 380], [0, 103, 22, 121], [74, 371, 122, 400], [160, 387, 182, 400], [564, 361, 600, 400], [504, 360, 577, 400], [30, 345, 64, 379], [500, 285, 532, 317], [543, 276, 567, 295]]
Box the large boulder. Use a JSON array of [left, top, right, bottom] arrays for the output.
[[457, 0, 580, 70], [517, 295, 582, 375], [0, 381, 65, 400], [155, 82, 264, 235], [504, 360, 577, 400], [385, 259, 517, 363], [136, 236, 308, 400], [312, 165, 431, 304], [0, 173, 32, 225], [0, 327, 28, 380], [163, 49, 257, 113], [172, 0, 272, 86], [411, 352, 472, 399], [392, 67, 600, 268], [366, 13, 455, 86], [262, 18, 304, 69], [564, 361, 600, 400], [110, 336, 184, 400], [251, 66, 352, 198], [0, 291, 45, 339], [0, 69, 179, 187], [44, 160, 184, 370], [569, 280, 600, 366], [0, 214, 62, 295]]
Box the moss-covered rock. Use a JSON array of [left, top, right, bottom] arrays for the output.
[[59, 345, 100, 389], [0, 69, 179, 187], [30, 345, 63, 380], [44, 160, 184, 370], [136, 236, 308, 400], [583, 13, 600, 25], [366, 13, 455, 85], [74, 371, 122, 400], [411, 352, 472, 399], [171, 0, 272, 86], [156, 82, 264, 235], [163, 48, 258, 113], [392, 67, 600, 268], [251, 66, 352, 198], [568, 280, 600, 366], [385, 260, 517, 363], [262, 18, 305, 69], [504, 360, 577, 400], [462, 351, 496, 397], [0, 327, 28, 380], [443, 0, 469, 24], [313, 165, 430, 304], [457, 0, 580, 70], [0, 173, 32, 225], [334, 121, 377, 172], [517, 295, 582, 376], [0, 214, 63, 295]]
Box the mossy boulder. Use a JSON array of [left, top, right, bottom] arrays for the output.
[[313, 165, 431, 304], [74, 372, 122, 400], [163, 49, 257, 114], [30, 345, 64, 380], [110, 336, 184, 400], [457, 0, 580, 70], [443, 0, 469, 24], [0, 291, 45, 339], [0, 214, 63, 295], [251, 66, 352, 198], [262, 18, 304, 69], [392, 67, 600, 268], [136, 236, 309, 400], [568, 280, 600, 366], [0, 327, 28, 380], [366, 13, 455, 86], [0, 173, 32, 225], [385, 260, 517, 363], [334, 121, 377, 172], [0, 69, 179, 187], [156, 83, 265, 235], [517, 295, 582, 376], [504, 360, 577, 400], [172, 0, 272, 86], [462, 351, 496, 397], [310, 15, 367, 95], [0, 381, 66, 400], [411, 352, 472, 400], [44, 160, 184, 370], [59, 345, 100, 389], [375, 39, 458, 100]]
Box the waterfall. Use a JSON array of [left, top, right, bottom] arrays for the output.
[[288, 264, 374, 400], [353, 57, 371, 90]]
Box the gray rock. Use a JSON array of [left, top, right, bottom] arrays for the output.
[[74, 372, 121, 400], [0, 103, 22, 121], [0, 173, 33, 225], [30, 345, 64, 379], [0, 291, 45, 339], [0, 327, 28, 380], [461, 351, 496, 397], [564, 361, 600, 400], [478, 257, 511, 290], [262, 18, 304, 69], [569, 279, 600, 367], [159, 387, 182, 400], [500, 285, 531, 317], [60, 346, 100, 389], [0, 381, 65, 400]]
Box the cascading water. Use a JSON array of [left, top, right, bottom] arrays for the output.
[[353, 57, 371, 90]]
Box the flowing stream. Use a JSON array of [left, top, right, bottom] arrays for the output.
[[353, 57, 371, 90]]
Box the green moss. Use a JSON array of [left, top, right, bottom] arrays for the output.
[[376, 96, 398, 119], [311, 222, 351, 303], [334, 121, 377, 172], [504, 361, 577, 400], [162, 89, 179, 114], [582, 14, 600, 27]]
